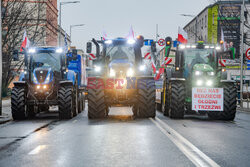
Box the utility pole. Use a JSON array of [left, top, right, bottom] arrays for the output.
[[156, 24, 159, 42], [240, 0, 245, 108], [0, 0, 2, 115]]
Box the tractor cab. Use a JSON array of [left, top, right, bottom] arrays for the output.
[[175, 42, 221, 86]]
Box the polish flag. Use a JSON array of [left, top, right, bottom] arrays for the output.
[[178, 27, 188, 44], [126, 26, 135, 39], [144, 52, 151, 60], [20, 30, 30, 52], [88, 53, 96, 60], [102, 30, 108, 41]]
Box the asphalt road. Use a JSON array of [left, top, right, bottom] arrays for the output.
[[0, 105, 250, 167]]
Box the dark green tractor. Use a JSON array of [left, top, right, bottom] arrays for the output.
[[160, 41, 236, 120]]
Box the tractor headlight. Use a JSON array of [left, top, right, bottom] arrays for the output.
[[195, 71, 202, 76], [44, 73, 50, 84], [139, 65, 146, 71], [94, 66, 101, 72], [127, 39, 135, 44], [127, 68, 134, 77], [207, 72, 215, 76], [36, 85, 41, 89], [197, 80, 203, 86], [110, 69, 116, 77], [206, 80, 213, 86]]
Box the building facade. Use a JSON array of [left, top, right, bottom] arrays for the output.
[[184, 0, 250, 58]]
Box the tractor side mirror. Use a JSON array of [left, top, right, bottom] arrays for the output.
[[13, 50, 19, 61], [86, 42, 92, 53], [151, 41, 156, 53], [72, 49, 78, 60]]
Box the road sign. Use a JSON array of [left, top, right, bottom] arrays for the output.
[[192, 88, 224, 111], [158, 39, 165, 46], [144, 39, 153, 46], [247, 60, 250, 70], [245, 48, 250, 60]]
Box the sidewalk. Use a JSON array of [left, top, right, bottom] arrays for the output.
[[0, 99, 12, 124]]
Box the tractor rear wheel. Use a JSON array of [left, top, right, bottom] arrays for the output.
[[137, 79, 156, 118], [208, 83, 237, 121], [11, 87, 27, 120], [163, 84, 170, 117], [168, 81, 185, 119], [88, 85, 106, 119], [58, 86, 74, 119]]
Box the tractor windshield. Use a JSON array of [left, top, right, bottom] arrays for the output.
[[106, 44, 135, 63], [183, 48, 216, 69], [30, 52, 62, 72]]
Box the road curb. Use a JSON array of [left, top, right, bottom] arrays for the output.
[[0, 117, 12, 124]]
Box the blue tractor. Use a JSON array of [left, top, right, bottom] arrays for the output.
[[86, 36, 156, 119], [11, 47, 86, 120]]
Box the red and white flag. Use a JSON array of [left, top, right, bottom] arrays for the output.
[[102, 30, 108, 41], [20, 30, 30, 52], [88, 53, 96, 60], [178, 27, 188, 44], [126, 26, 135, 39]]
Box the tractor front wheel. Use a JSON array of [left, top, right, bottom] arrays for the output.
[[11, 87, 27, 120], [208, 83, 237, 121], [168, 81, 185, 119], [58, 86, 74, 119]]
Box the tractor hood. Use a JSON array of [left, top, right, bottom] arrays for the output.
[[193, 64, 214, 72], [33, 67, 53, 84], [108, 59, 134, 70]]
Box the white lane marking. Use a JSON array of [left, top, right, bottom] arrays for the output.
[[150, 117, 220, 167], [72, 120, 78, 123], [28, 145, 47, 155]]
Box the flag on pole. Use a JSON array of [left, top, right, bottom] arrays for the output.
[[20, 30, 30, 52], [178, 27, 188, 44], [126, 26, 135, 39], [102, 30, 108, 41]]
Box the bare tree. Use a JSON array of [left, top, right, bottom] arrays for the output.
[[1, 0, 57, 96]]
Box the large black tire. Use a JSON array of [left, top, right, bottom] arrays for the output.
[[137, 79, 156, 118], [58, 86, 74, 119], [11, 87, 27, 120], [78, 93, 82, 113], [88, 88, 106, 119], [208, 83, 237, 121], [168, 81, 185, 119], [163, 84, 170, 117]]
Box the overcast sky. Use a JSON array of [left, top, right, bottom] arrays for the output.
[[59, 0, 213, 50]]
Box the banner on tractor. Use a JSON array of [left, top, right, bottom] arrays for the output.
[[192, 88, 224, 111]]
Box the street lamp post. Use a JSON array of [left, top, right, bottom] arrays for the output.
[[59, 1, 80, 46], [70, 24, 85, 46]]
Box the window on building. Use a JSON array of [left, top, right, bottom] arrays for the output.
[[205, 15, 207, 28]]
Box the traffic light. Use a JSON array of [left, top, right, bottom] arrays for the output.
[[165, 37, 172, 47], [136, 35, 144, 47], [151, 41, 156, 52]]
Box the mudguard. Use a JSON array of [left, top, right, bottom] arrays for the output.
[[66, 70, 76, 85], [59, 81, 73, 87], [13, 81, 27, 87], [19, 72, 25, 81]]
